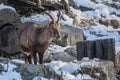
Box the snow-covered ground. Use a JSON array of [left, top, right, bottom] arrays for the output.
[[0, 63, 22, 80], [0, 0, 120, 79]]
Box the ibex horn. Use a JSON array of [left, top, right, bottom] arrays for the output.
[[44, 11, 54, 22], [57, 10, 61, 23]]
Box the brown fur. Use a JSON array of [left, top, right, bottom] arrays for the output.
[[18, 11, 61, 64]]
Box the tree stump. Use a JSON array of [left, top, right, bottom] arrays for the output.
[[76, 38, 115, 63]]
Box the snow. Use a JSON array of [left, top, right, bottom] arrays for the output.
[[83, 24, 120, 47], [73, 0, 120, 19], [80, 60, 99, 67], [11, 59, 25, 64], [0, 4, 16, 12], [44, 61, 93, 80], [96, 0, 113, 3], [73, 0, 96, 9], [60, 62, 80, 73], [21, 14, 48, 23], [0, 63, 22, 80], [44, 61, 67, 75], [48, 44, 71, 54], [33, 76, 53, 80]]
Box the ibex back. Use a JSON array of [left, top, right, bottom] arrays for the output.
[[18, 11, 61, 64]]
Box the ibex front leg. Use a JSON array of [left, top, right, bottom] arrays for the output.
[[38, 52, 44, 64]]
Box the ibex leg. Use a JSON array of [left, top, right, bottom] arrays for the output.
[[24, 54, 28, 64], [38, 52, 43, 64], [28, 54, 32, 64], [31, 50, 37, 65]]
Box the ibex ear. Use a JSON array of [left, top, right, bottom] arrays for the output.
[[57, 10, 62, 24]]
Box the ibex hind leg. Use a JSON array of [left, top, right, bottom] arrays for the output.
[[28, 54, 32, 64], [38, 53, 44, 64], [23, 52, 32, 64]]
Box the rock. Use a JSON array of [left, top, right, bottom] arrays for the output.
[[78, 60, 116, 80], [4, 27, 20, 54], [54, 24, 84, 48], [0, 8, 21, 54], [53, 32, 69, 47], [73, 17, 95, 27], [0, 8, 21, 28], [15, 64, 45, 80], [64, 47, 77, 58], [0, 64, 4, 73], [99, 19, 120, 29], [48, 52, 75, 62], [114, 53, 120, 79], [0, 0, 7, 4]]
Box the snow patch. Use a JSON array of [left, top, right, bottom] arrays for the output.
[[0, 4, 16, 12], [0, 63, 22, 80]]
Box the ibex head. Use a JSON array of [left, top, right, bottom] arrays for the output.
[[45, 10, 61, 40]]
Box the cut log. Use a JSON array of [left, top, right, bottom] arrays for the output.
[[76, 38, 115, 63]]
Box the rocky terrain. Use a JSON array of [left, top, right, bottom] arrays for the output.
[[0, 0, 120, 80]]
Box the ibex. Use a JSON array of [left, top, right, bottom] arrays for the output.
[[18, 11, 61, 64]]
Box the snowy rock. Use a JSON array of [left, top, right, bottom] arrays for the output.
[[99, 19, 120, 28], [78, 60, 116, 80], [78, 18, 95, 27], [0, 58, 115, 80]]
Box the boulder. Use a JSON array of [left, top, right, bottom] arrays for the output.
[[54, 24, 84, 48], [15, 64, 45, 80], [5, 29, 20, 53], [0, 8, 21, 28], [78, 60, 116, 80], [0, 8, 21, 54]]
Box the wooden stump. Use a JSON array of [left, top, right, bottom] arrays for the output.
[[76, 38, 115, 63]]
